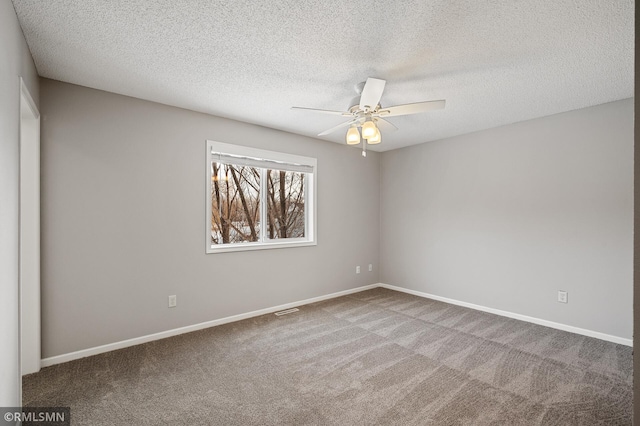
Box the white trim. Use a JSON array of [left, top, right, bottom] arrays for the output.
[[378, 283, 633, 347], [40, 284, 379, 367], [19, 77, 41, 384], [19, 78, 39, 119], [206, 239, 316, 254]]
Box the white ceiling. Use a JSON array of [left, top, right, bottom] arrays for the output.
[[12, 0, 634, 151]]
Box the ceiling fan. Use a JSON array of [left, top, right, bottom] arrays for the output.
[[292, 77, 445, 156]]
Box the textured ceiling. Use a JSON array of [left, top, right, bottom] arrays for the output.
[[12, 0, 634, 151]]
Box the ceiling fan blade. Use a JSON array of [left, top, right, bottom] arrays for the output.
[[379, 100, 446, 117], [318, 119, 357, 136], [359, 78, 386, 110], [291, 106, 351, 116], [374, 118, 398, 132]]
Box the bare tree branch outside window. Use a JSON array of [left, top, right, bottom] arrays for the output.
[[211, 163, 261, 244], [267, 170, 305, 239]]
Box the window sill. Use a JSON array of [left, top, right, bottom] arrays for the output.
[[206, 240, 317, 254]]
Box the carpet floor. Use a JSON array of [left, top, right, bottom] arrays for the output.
[[23, 288, 632, 425]]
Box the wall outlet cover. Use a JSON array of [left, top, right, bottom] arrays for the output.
[[557, 291, 568, 304]]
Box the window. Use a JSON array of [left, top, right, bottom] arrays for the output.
[[206, 141, 316, 253]]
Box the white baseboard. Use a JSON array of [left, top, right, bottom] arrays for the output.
[[40, 281, 632, 368], [40, 284, 379, 368], [379, 283, 633, 347]]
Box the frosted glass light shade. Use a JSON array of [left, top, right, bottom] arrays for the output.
[[346, 126, 360, 145], [367, 128, 381, 144], [361, 120, 377, 139]]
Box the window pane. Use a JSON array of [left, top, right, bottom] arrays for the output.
[[210, 162, 261, 244], [266, 169, 305, 240]]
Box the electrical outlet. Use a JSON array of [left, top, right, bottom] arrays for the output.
[[356, 266, 361, 274], [368, 264, 373, 272], [557, 291, 568, 304], [168, 295, 177, 308]]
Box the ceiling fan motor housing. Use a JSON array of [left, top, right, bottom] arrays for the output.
[[348, 96, 361, 112], [348, 81, 369, 112]]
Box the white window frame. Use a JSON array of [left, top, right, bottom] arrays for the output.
[[206, 141, 317, 254]]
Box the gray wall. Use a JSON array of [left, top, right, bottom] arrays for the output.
[[380, 99, 633, 339], [0, 1, 39, 406], [40, 79, 380, 358]]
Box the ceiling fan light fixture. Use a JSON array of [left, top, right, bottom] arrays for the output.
[[367, 128, 381, 144], [346, 126, 360, 145], [361, 120, 377, 139], [292, 77, 446, 155]]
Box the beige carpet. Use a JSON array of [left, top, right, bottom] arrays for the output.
[[23, 288, 632, 425]]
